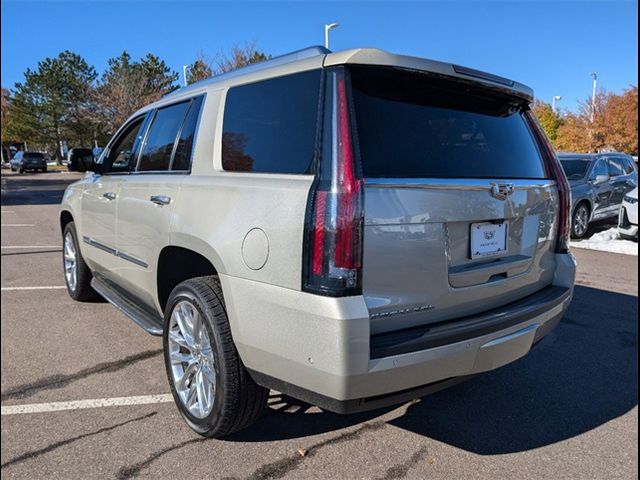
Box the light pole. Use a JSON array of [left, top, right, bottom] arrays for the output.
[[183, 65, 188, 87], [324, 22, 339, 50], [590, 72, 598, 122], [552, 95, 562, 113]]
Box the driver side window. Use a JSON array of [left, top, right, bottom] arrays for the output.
[[103, 116, 147, 173]]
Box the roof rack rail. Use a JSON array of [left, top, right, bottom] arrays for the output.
[[165, 45, 331, 98]]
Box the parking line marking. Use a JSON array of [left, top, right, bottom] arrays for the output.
[[1, 394, 174, 415], [1, 245, 61, 249], [1, 286, 67, 291], [1, 224, 35, 227], [1, 210, 15, 214]]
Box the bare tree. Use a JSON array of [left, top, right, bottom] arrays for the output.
[[186, 52, 214, 84], [185, 42, 271, 86], [213, 41, 270, 74]]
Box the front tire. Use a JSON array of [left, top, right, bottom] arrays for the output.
[[571, 203, 590, 239], [62, 222, 100, 301], [163, 276, 268, 438]]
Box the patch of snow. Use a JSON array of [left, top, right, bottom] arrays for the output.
[[571, 227, 638, 256]]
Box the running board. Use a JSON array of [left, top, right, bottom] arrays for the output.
[[91, 274, 163, 336]]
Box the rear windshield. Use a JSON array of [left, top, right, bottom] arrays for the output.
[[349, 66, 547, 179], [560, 159, 591, 180], [24, 153, 44, 159]]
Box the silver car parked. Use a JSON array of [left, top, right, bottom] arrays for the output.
[[60, 46, 576, 437]]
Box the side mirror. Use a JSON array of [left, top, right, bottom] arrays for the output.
[[592, 174, 610, 185], [83, 156, 100, 173], [68, 154, 100, 173]]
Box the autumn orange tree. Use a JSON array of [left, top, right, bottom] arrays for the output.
[[550, 85, 638, 155]]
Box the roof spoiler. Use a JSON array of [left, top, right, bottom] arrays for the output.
[[324, 48, 534, 102]]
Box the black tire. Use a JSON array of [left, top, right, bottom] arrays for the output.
[[62, 222, 100, 301], [19, 168, 24, 174], [163, 276, 268, 438], [571, 203, 590, 239]]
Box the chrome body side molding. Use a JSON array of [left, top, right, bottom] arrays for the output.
[[83, 236, 149, 268]]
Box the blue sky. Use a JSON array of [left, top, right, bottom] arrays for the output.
[[1, 1, 637, 111]]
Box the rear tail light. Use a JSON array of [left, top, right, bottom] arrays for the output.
[[524, 110, 571, 253], [303, 68, 364, 296]]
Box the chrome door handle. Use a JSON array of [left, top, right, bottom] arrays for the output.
[[150, 195, 171, 206], [103, 192, 117, 200]]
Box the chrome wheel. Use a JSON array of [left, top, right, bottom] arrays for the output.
[[63, 232, 77, 292], [168, 300, 216, 418], [573, 205, 589, 238]]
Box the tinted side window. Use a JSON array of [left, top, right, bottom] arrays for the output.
[[622, 157, 636, 175], [138, 101, 190, 172], [172, 96, 203, 171], [591, 159, 609, 178], [222, 70, 322, 173], [608, 157, 625, 177], [105, 117, 146, 173]]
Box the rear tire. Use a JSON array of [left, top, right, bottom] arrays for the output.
[[62, 222, 100, 301], [163, 276, 268, 438], [571, 203, 590, 239]]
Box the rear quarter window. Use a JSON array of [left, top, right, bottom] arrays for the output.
[[222, 70, 322, 174], [608, 157, 625, 177], [622, 157, 636, 175], [349, 66, 547, 179]]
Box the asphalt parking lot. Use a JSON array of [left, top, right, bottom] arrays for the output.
[[1, 171, 637, 479]]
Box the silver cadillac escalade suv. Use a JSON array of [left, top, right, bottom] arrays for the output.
[[60, 46, 576, 437]]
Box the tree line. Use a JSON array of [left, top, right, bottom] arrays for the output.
[[532, 85, 638, 156], [1, 44, 637, 160], [1, 42, 269, 161]]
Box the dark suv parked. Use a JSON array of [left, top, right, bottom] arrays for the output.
[[559, 153, 638, 238], [10, 151, 48, 173]]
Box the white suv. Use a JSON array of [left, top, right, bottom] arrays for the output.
[[61, 46, 576, 437]]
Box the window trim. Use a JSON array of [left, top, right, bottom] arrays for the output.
[[132, 94, 205, 175]]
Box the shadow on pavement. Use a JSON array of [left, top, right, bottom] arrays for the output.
[[1, 172, 80, 206], [231, 285, 637, 453], [580, 218, 619, 238]]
